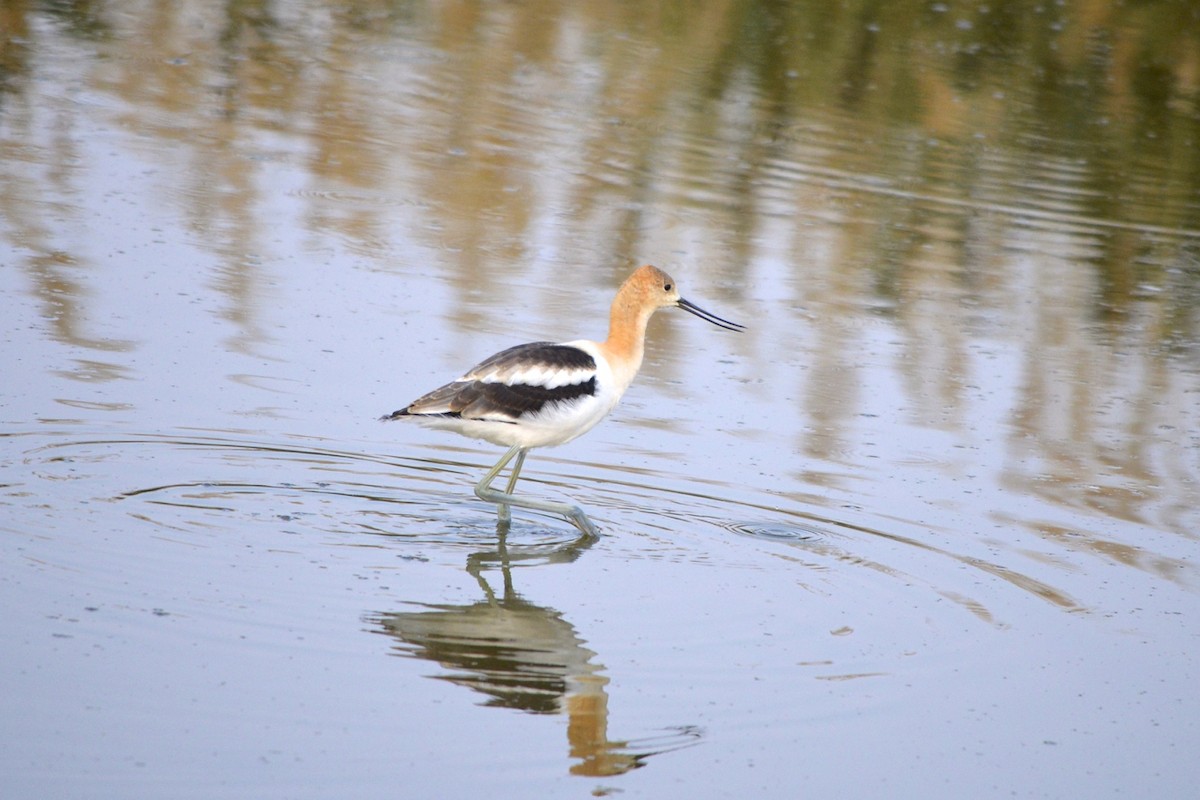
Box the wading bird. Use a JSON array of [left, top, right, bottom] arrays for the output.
[[382, 265, 742, 535]]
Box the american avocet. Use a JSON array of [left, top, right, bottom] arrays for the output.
[[383, 264, 743, 535]]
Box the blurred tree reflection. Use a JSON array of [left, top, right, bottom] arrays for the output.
[[2, 0, 1197, 535]]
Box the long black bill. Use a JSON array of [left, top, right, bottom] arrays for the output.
[[677, 297, 745, 331]]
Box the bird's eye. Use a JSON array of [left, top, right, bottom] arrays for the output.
[[664, 283, 673, 292]]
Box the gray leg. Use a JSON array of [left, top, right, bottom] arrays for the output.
[[474, 446, 599, 537], [475, 445, 521, 525], [504, 449, 527, 493], [496, 448, 527, 525]]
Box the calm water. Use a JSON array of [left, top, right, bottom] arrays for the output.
[[2, 1, 1199, 798]]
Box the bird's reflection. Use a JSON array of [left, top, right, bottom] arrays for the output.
[[369, 526, 701, 776]]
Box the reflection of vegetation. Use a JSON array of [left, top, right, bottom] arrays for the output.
[[4, 1, 1195, 253], [1, 1, 1197, 532], [33, 0, 110, 41], [5, 1, 1196, 270]]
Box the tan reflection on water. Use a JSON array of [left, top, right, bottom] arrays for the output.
[[1, 1, 1198, 546]]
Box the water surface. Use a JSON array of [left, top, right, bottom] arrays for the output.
[[2, 2, 1199, 798]]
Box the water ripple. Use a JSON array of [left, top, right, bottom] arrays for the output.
[[10, 429, 1101, 623]]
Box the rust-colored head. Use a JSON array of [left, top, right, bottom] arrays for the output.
[[615, 264, 743, 331]]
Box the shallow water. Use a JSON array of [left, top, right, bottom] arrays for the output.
[[2, 1, 1199, 798]]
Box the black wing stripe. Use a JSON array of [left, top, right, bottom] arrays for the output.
[[457, 377, 597, 420]]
